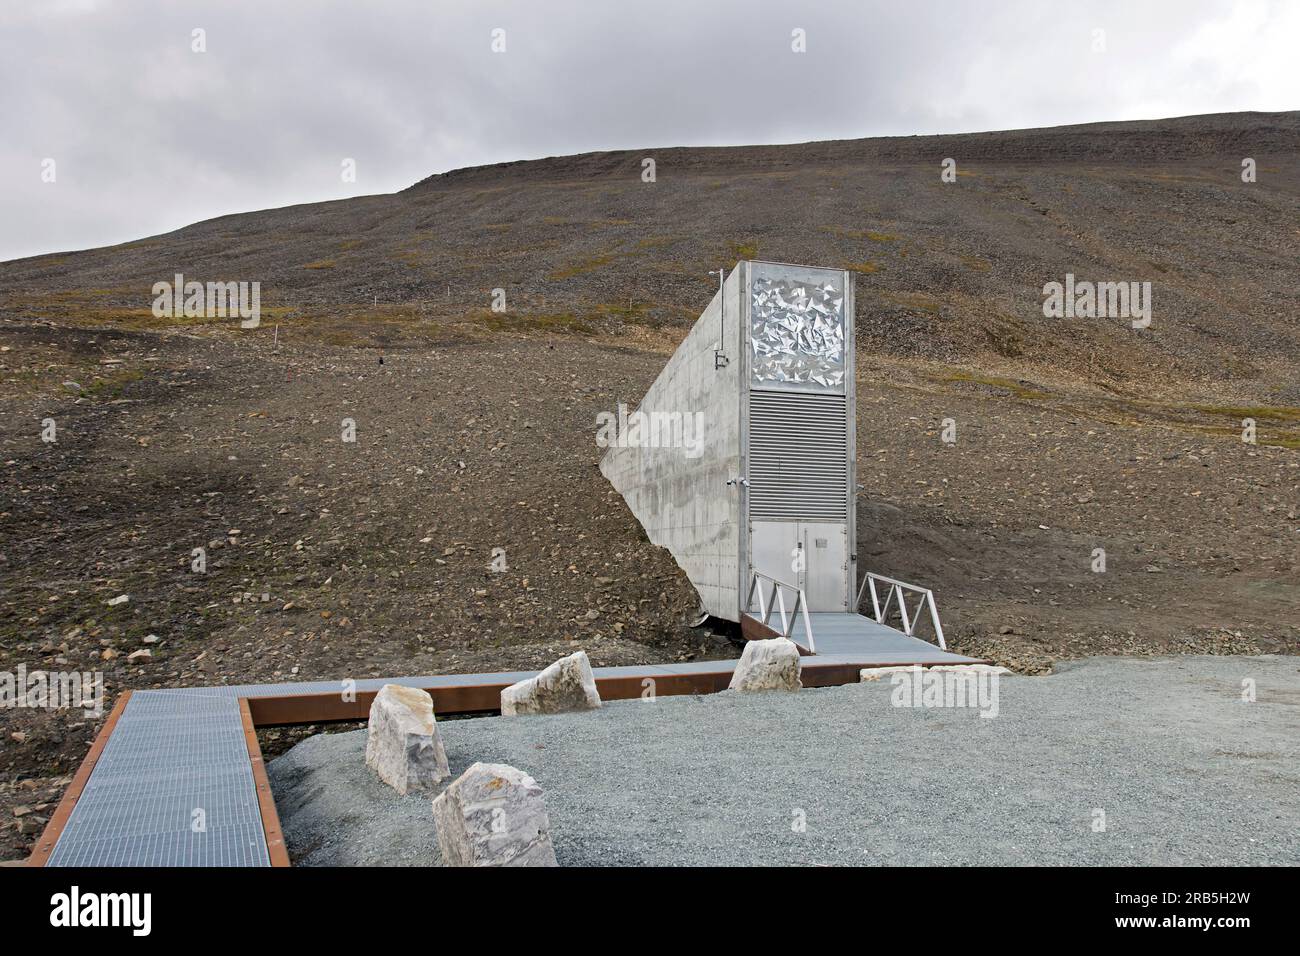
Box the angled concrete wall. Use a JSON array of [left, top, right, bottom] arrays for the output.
[[601, 264, 744, 620]]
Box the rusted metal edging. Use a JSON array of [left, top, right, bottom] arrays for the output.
[[246, 667, 742, 726], [26, 690, 132, 867], [741, 612, 811, 654], [243, 658, 956, 727], [239, 698, 290, 867]]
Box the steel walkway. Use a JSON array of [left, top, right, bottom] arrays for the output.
[[790, 612, 960, 660], [40, 631, 976, 867]]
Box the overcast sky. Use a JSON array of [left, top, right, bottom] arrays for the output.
[[2, 0, 1296, 262]]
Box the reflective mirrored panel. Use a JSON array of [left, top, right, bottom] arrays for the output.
[[749, 263, 846, 392]]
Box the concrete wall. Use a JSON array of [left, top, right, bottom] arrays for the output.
[[601, 264, 744, 620]]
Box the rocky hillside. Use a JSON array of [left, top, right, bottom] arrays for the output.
[[4, 111, 1299, 400]]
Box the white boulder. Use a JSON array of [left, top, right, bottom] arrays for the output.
[[365, 683, 449, 795], [500, 650, 601, 716], [432, 762, 558, 867], [929, 664, 1012, 675], [860, 663, 1012, 681], [728, 637, 802, 692], [860, 665, 924, 682]]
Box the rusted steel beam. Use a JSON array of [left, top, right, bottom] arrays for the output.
[[801, 662, 874, 688], [244, 684, 499, 725], [26, 690, 132, 867], [594, 671, 733, 701], [740, 612, 811, 654], [740, 613, 781, 641], [244, 659, 966, 727], [240, 698, 290, 867], [245, 667, 743, 726]]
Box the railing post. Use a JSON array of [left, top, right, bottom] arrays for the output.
[[896, 584, 912, 635], [856, 570, 946, 650], [797, 593, 815, 653], [926, 591, 947, 650], [746, 572, 816, 653], [879, 582, 895, 624]]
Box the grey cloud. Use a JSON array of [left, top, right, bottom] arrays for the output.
[[1, 0, 1296, 260]]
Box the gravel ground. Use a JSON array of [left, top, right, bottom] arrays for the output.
[[269, 654, 1299, 866]]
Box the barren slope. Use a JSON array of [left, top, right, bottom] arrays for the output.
[[4, 110, 1300, 397]]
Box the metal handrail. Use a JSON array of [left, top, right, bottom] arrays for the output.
[[744, 571, 816, 653], [856, 571, 947, 650]]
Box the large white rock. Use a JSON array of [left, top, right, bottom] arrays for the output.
[[728, 637, 802, 692], [929, 664, 1012, 675], [365, 684, 449, 795], [500, 650, 602, 716], [432, 762, 558, 867], [860, 663, 1012, 681], [860, 665, 924, 682]]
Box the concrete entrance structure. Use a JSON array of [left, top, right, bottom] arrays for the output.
[[602, 260, 949, 654]]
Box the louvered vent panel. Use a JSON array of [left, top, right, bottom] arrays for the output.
[[748, 389, 848, 521]]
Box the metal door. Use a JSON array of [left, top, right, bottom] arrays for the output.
[[799, 521, 848, 611], [749, 520, 848, 612]]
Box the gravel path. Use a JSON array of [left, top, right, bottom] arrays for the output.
[[268, 655, 1299, 866]]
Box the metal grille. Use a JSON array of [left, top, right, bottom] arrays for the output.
[[748, 389, 848, 521]]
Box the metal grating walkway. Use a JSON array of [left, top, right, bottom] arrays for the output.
[[45, 629, 976, 867], [789, 612, 962, 660], [47, 689, 264, 866]]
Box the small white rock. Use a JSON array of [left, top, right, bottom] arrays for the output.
[[432, 762, 558, 867], [500, 650, 601, 716], [728, 638, 801, 692], [365, 684, 449, 795], [106, 594, 129, 607]]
